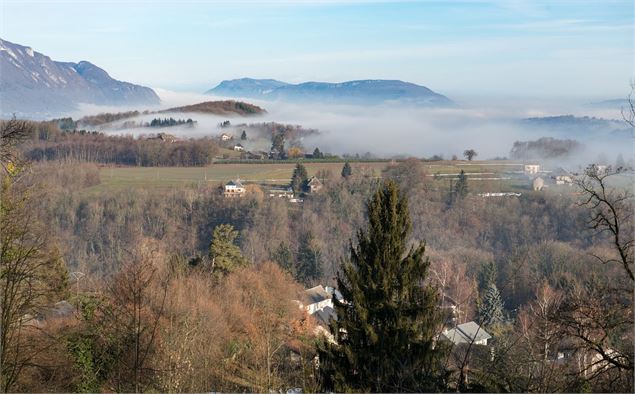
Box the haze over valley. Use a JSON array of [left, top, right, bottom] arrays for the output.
[[0, 1, 633, 393]]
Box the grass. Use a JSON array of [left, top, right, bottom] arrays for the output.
[[93, 162, 390, 192], [91, 160, 566, 195]]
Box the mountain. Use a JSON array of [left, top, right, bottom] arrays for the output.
[[588, 98, 629, 110], [0, 38, 160, 118], [521, 115, 631, 138], [210, 78, 290, 97], [206, 78, 453, 106]]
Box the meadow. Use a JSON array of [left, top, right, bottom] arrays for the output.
[[91, 160, 545, 194]]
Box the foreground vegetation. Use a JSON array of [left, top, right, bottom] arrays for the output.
[[1, 118, 633, 392]]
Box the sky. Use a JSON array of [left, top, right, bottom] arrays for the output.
[[0, 0, 632, 100]]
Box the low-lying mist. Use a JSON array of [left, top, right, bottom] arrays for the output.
[[77, 88, 632, 168]]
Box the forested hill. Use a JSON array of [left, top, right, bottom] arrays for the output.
[[160, 100, 266, 116]]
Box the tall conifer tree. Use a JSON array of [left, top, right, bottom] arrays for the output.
[[318, 180, 447, 392]]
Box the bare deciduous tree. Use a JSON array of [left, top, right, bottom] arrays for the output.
[[576, 164, 634, 281], [622, 81, 635, 133], [0, 119, 68, 392], [0, 118, 32, 174]]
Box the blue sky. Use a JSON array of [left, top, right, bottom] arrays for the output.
[[1, 0, 632, 99]]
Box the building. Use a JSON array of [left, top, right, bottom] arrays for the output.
[[555, 175, 573, 185], [268, 187, 294, 199], [441, 321, 491, 346], [306, 176, 323, 193], [232, 143, 245, 152], [220, 133, 232, 141], [223, 179, 246, 198], [524, 164, 541, 174], [304, 285, 333, 315]]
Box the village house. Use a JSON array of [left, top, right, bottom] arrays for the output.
[[245, 150, 268, 160], [524, 164, 541, 175], [306, 176, 323, 193], [220, 133, 232, 141], [441, 321, 492, 346], [223, 179, 246, 198], [232, 143, 245, 152], [302, 285, 343, 325], [555, 175, 574, 185], [268, 187, 294, 199]]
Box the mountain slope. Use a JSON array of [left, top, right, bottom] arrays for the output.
[[206, 78, 453, 106], [210, 78, 290, 97], [0, 38, 160, 117], [521, 115, 631, 138]]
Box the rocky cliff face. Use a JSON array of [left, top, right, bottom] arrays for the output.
[[0, 38, 160, 118]]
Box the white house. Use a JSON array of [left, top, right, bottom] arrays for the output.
[[441, 321, 491, 346], [555, 175, 573, 185], [268, 187, 294, 199], [304, 285, 333, 315], [223, 179, 246, 198], [233, 143, 245, 152], [220, 133, 232, 141], [307, 176, 323, 193], [524, 164, 541, 174]]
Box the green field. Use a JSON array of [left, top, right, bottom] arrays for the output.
[[90, 160, 538, 193], [94, 162, 391, 191]]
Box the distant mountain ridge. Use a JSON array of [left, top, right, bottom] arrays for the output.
[[521, 115, 631, 138], [0, 38, 160, 118], [206, 77, 453, 106]]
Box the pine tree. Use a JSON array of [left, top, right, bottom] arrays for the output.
[[313, 147, 323, 159], [454, 170, 468, 199], [271, 133, 285, 157], [341, 161, 352, 178], [295, 232, 322, 285], [290, 163, 308, 194], [241, 130, 247, 140], [477, 261, 497, 294], [478, 283, 504, 326], [318, 180, 447, 392], [271, 242, 293, 274], [208, 224, 247, 277]]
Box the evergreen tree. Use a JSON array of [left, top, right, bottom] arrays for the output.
[[208, 224, 247, 277], [341, 161, 352, 178], [290, 163, 308, 194], [477, 261, 497, 294], [271, 242, 293, 274], [295, 232, 322, 285], [454, 170, 468, 199], [318, 180, 447, 392], [313, 147, 323, 159], [478, 283, 504, 326], [271, 133, 285, 157], [241, 130, 247, 140]]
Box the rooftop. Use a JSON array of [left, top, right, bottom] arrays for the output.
[[304, 285, 331, 304], [442, 321, 491, 345]]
